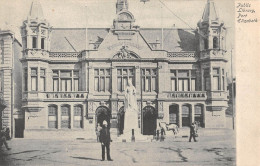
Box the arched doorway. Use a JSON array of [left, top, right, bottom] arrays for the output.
[[195, 105, 204, 128], [182, 105, 191, 127], [169, 105, 179, 126], [96, 106, 110, 128], [117, 107, 124, 134], [143, 106, 157, 135]]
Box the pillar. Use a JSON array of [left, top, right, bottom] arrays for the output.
[[57, 104, 61, 129], [83, 104, 86, 129], [70, 105, 74, 129], [178, 105, 182, 127], [191, 104, 195, 124]]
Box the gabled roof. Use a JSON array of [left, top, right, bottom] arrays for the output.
[[50, 28, 197, 52]]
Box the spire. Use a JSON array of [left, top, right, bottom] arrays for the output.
[[202, 0, 218, 22], [116, 0, 128, 13], [29, 0, 44, 20]]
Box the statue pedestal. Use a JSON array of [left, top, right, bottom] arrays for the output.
[[119, 109, 148, 142]]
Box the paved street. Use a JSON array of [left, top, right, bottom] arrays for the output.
[[0, 130, 235, 166]]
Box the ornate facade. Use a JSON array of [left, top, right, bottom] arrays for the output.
[[18, 0, 229, 138]]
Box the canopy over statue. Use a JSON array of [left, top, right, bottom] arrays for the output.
[[123, 80, 139, 135]]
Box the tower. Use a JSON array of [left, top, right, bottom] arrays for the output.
[[116, 0, 129, 14], [197, 0, 228, 128], [21, 0, 51, 51]]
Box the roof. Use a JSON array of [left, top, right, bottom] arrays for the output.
[[29, 0, 44, 20], [50, 28, 198, 52], [202, 0, 218, 22]]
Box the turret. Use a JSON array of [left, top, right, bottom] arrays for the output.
[[116, 0, 129, 14], [21, 0, 51, 51]]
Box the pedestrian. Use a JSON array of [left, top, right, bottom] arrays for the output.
[[0, 126, 11, 150], [99, 120, 113, 161], [189, 123, 197, 142], [96, 123, 102, 142]]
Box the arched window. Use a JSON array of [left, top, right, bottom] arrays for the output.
[[32, 37, 37, 48], [41, 38, 45, 49], [213, 37, 219, 49], [61, 105, 70, 128], [182, 105, 191, 127], [74, 105, 83, 128], [169, 105, 178, 125], [195, 105, 204, 127], [204, 38, 208, 49], [48, 105, 57, 129]]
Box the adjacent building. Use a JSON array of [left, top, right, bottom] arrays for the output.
[[3, 0, 229, 138]]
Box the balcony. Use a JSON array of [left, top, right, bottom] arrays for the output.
[[200, 49, 227, 61], [23, 92, 88, 101], [165, 91, 207, 100], [207, 91, 228, 100], [167, 52, 198, 61]]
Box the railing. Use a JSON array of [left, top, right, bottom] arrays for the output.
[[49, 52, 82, 58], [44, 92, 88, 99], [165, 91, 207, 100], [200, 49, 227, 60], [167, 52, 198, 58]]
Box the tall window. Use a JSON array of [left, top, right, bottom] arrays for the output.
[[40, 68, 46, 91], [213, 37, 219, 49], [204, 68, 210, 91], [41, 38, 45, 49], [31, 68, 37, 91], [74, 105, 83, 128], [117, 67, 134, 92], [141, 68, 157, 92], [48, 105, 57, 129], [52, 70, 79, 92], [222, 69, 225, 90], [61, 105, 70, 128], [171, 70, 196, 91], [32, 37, 37, 48], [213, 68, 220, 90], [94, 69, 111, 92], [24, 68, 28, 91], [204, 38, 208, 49]]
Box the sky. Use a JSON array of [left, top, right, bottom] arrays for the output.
[[0, 0, 235, 77]]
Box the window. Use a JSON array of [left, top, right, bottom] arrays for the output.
[[31, 68, 37, 91], [74, 106, 83, 128], [204, 38, 208, 49], [141, 68, 157, 92], [32, 37, 37, 48], [222, 69, 225, 90], [40, 69, 45, 91], [24, 68, 28, 91], [204, 68, 210, 91], [117, 67, 134, 92], [61, 105, 70, 128], [213, 37, 219, 49], [213, 68, 220, 90], [171, 70, 196, 91], [41, 38, 45, 49], [94, 69, 111, 92], [48, 106, 57, 129], [52, 70, 80, 92]]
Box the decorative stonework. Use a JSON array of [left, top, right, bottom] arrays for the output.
[[113, 46, 138, 59], [167, 52, 197, 58], [49, 52, 82, 58]]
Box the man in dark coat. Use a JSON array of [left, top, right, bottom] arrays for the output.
[[99, 120, 113, 161], [189, 123, 197, 142], [0, 126, 11, 150]]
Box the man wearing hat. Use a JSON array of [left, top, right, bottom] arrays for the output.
[[189, 122, 197, 142], [99, 120, 113, 161]]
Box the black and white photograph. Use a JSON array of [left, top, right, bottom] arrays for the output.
[[0, 0, 258, 165]]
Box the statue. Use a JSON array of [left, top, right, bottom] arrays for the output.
[[123, 80, 139, 136]]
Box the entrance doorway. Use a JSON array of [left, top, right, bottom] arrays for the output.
[[96, 106, 110, 128], [15, 119, 24, 138], [169, 105, 179, 126], [195, 105, 204, 127], [143, 106, 157, 135], [182, 105, 191, 127], [117, 107, 124, 134]]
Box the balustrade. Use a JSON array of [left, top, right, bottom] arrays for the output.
[[166, 91, 207, 100]]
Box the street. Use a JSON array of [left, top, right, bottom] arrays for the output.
[[0, 130, 235, 166]]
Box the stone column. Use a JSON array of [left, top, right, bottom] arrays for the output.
[[88, 64, 94, 94], [203, 104, 207, 128], [191, 104, 195, 124], [111, 66, 117, 96], [70, 105, 74, 129], [178, 105, 182, 128], [135, 66, 140, 94], [37, 26, 41, 49], [57, 104, 61, 129], [82, 104, 86, 129]]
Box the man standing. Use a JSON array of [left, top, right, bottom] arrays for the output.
[[99, 121, 113, 161], [189, 123, 197, 142], [0, 126, 11, 150]]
